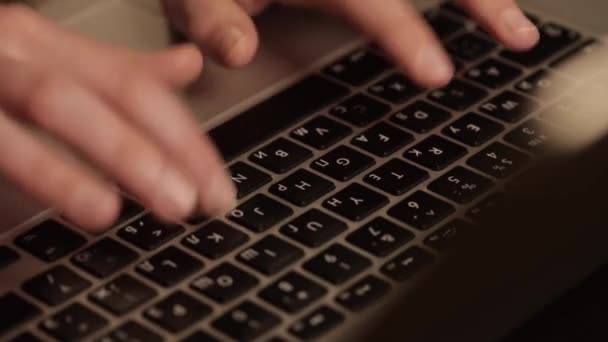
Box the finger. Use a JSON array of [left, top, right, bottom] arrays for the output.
[[141, 43, 204, 87], [0, 110, 120, 232], [456, 0, 539, 51], [331, 0, 453, 87]]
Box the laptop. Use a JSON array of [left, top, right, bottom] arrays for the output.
[[2, 0, 608, 341]]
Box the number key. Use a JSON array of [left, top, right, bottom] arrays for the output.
[[346, 217, 414, 257], [468, 142, 530, 178], [429, 166, 494, 204], [250, 138, 312, 174], [388, 191, 455, 230]]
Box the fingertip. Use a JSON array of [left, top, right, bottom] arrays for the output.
[[498, 6, 541, 51], [68, 187, 121, 233], [200, 171, 237, 217], [411, 45, 455, 89], [215, 26, 258, 68]]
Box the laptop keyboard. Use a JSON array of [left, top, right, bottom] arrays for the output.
[[1, 3, 603, 341]]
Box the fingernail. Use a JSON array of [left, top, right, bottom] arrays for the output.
[[203, 172, 237, 216], [218, 27, 249, 67], [417, 45, 454, 86], [501, 6, 538, 37], [161, 168, 198, 217]]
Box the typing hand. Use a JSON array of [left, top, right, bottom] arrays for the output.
[[0, 5, 236, 232], [165, 0, 539, 87]]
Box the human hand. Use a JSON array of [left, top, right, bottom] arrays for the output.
[[0, 5, 236, 232], [165, 0, 539, 88]]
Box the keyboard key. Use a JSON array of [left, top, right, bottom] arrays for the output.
[[368, 73, 421, 104], [388, 191, 455, 230], [191, 263, 259, 303], [391, 100, 451, 134], [89, 274, 157, 315], [229, 194, 294, 232], [429, 166, 494, 204], [144, 291, 212, 333], [259, 272, 327, 313], [330, 94, 391, 127], [479, 90, 539, 123], [467, 192, 505, 221], [551, 39, 608, 78], [289, 306, 344, 340], [280, 209, 347, 248], [182, 220, 249, 259], [424, 9, 464, 38], [229, 162, 272, 199], [404, 135, 467, 171], [425, 219, 475, 251], [40, 303, 108, 342], [303, 244, 371, 285], [364, 159, 429, 196], [181, 331, 221, 342], [311, 145, 375, 181], [116, 197, 144, 225], [504, 119, 555, 153], [99, 321, 163, 342], [270, 169, 335, 206], [72, 238, 138, 278], [323, 48, 391, 86], [136, 246, 203, 287], [515, 69, 573, 101], [212, 301, 281, 341], [117, 214, 185, 251], [468, 142, 530, 178], [22, 265, 91, 306], [323, 183, 389, 221], [0, 293, 41, 335], [442, 113, 504, 146], [501, 23, 580, 66], [15, 220, 86, 262], [250, 138, 313, 174], [429, 79, 489, 111], [351, 122, 414, 157], [291, 115, 352, 150], [465, 58, 522, 89], [381, 246, 435, 282], [336, 275, 390, 311], [238, 235, 304, 275], [447, 32, 496, 61], [347, 217, 414, 257], [0, 245, 19, 269]]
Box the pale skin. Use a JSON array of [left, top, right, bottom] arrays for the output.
[[0, 1, 539, 232]]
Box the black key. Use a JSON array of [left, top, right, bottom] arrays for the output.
[[425, 9, 464, 38], [89, 274, 157, 315], [181, 331, 221, 342], [116, 197, 144, 225], [15, 220, 86, 262], [10, 332, 43, 342], [504, 119, 555, 153], [329, 94, 391, 127], [289, 306, 344, 340], [429, 79, 489, 111], [388, 191, 455, 230], [182, 220, 249, 259], [72, 238, 138, 278], [280, 209, 347, 248], [425, 219, 475, 251], [364, 159, 429, 196], [515, 69, 573, 101], [117, 214, 185, 251], [501, 23, 580, 67], [303, 244, 371, 285], [467, 192, 505, 221], [479, 90, 539, 123], [381, 246, 435, 282], [291, 115, 352, 150], [429, 166, 494, 204], [229, 194, 294, 232], [212, 301, 281, 341], [229, 162, 272, 199], [99, 321, 163, 342], [346, 217, 414, 257], [465, 58, 522, 88], [551, 39, 608, 78], [237, 235, 304, 275], [368, 73, 421, 104], [191, 263, 259, 303], [447, 32, 496, 61], [442, 112, 504, 146], [311, 145, 375, 181], [404, 135, 467, 171], [22, 265, 91, 306], [336, 275, 390, 311], [144, 291, 212, 333], [468, 142, 530, 178], [136, 246, 203, 287], [259, 272, 327, 313], [351, 122, 414, 157], [0, 293, 41, 335], [323, 183, 389, 221], [270, 169, 335, 206], [0, 245, 19, 269], [323, 48, 391, 86], [250, 138, 313, 174], [391, 100, 451, 134], [40, 303, 108, 342]]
